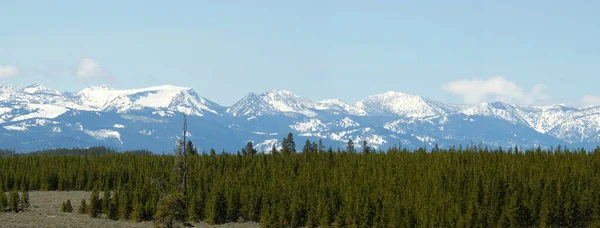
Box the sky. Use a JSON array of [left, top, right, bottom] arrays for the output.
[[1, 1, 599, 107]]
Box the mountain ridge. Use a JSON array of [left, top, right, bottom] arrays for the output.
[[1, 83, 599, 152]]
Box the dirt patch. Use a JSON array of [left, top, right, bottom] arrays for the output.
[[0, 191, 259, 228]]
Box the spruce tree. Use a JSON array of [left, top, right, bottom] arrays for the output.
[[271, 145, 278, 154], [89, 189, 101, 218], [62, 199, 73, 212], [242, 141, 257, 156], [303, 139, 313, 153], [205, 188, 228, 225], [102, 189, 111, 214], [131, 201, 144, 222], [8, 189, 19, 212], [108, 193, 119, 220], [346, 139, 355, 153], [20, 189, 29, 210], [0, 192, 7, 212], [78, 199, 87, 214], [154, 192, 186, 228], [118, 187, 132, 219], [282, 133, 296, 154], [185, 140, 198, 156], [362, 140, 370, 154]]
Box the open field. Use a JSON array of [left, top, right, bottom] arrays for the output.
[[0, 191, 259, 228]]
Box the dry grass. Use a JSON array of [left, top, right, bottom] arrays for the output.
[[0, 191, 259, 228]]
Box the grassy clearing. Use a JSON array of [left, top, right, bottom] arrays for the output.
[[0, 191, 259, 228]]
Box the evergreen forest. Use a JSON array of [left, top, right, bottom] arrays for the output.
[[3, 137, 600, 227]]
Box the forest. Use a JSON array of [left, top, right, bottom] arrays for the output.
[[3, 135, 600, 227]]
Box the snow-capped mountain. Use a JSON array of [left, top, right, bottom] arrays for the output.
[[226, 90, 366, 119], [76, 85, 222, 116], [355, 91, 459, 118], [1, 83, 600, 153]]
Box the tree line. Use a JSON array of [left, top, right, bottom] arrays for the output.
[[3, 135, 600, 227]]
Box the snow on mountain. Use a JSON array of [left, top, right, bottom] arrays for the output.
[[337, 117, 360, 128], [3, 83, 600, 152], [355, 91, 457, 118], [22, 83, 62, 95], [316, 99, 368, 116], [76, 85, 221, 116], [84, 129, 123, 144], [461, 102, 527, 125], [227, 90, 365, 118], [260, 90, 318, 117], [10, 104, 68, 122], [226, 92, 278, 117], [290, 119, 327, 133]]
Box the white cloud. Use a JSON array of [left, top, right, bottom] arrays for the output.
[[76, 58, 110, 80], [0, 65, 20, 79], [441, 76, 548, 105], [582, 95, 600, 107]]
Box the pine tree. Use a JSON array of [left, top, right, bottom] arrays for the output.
[[318, 139, 324, 153], [362, 140, 370, 154], [185, 140, 198, 156], [303, 139, 314, 153], [154, 192, 186, 228], [19, 189, 29, 211], [78, 199, 87, 214], [102, 189, 111, 214], [0, 192, 7, 212], [131, 201, 144, 222], [242, 141, 257, 156], [281, 133, 296, 154], [8, 189, 19, 212], [271, 145, 278, 154], [62, 199, 73, 212], [346, 139, 355, 153], [205, 187, 228, 225], [108, 192, 119, 220], [118, 187, 132, 219], [89, 189, 101, 218]]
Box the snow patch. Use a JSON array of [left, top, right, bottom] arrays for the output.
[[290, 119, 326, 133], [84, 129, 123, 144], [11, 104, 68, 121], [3, 125, 27, 131]]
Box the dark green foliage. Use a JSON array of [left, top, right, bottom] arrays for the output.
[[0, 192, 7, 211], [362, 140, 370, 154], [205, 186, 228, 225], [89, 189, 101, 218], [242, 141, 257, 156], [131, 201, 144, 222], [78, 199, 87, 214], [8, 189, 19, 212], [185, 140, 198, 156], [118, 186, 132, 219], [102, 189, 111, 214], [281, 133, 296, 154], [346, 139, 355, 153], [154, 192, 186, 228], [20, 190, 29, 210], [4, 144, 600, 227], [62, 199, 73, 212], [108, 191, 119, 220]]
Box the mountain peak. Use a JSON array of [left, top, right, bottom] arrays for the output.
[[356, 91, 453, 117], [22, 83, 62, 95], [264, 89, 298, 98]]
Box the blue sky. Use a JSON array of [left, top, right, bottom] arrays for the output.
[[1, 1, 599, 106]]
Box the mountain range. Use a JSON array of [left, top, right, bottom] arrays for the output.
[[1, 83, 599, 153]]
